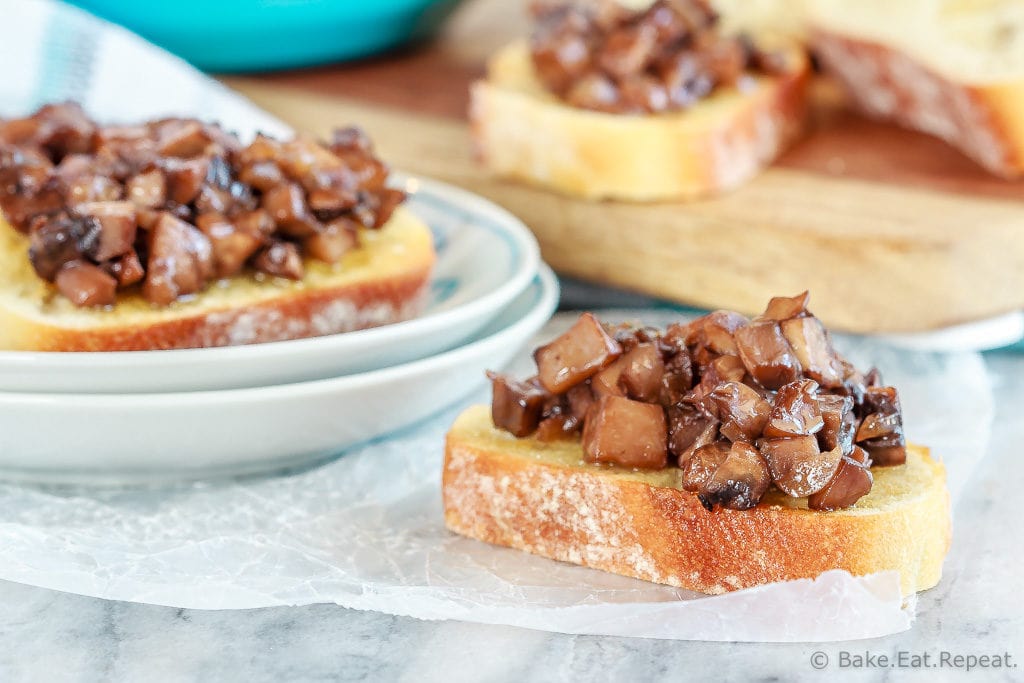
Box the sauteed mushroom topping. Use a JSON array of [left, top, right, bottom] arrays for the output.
[[529, 0, 788, 114], [0, 103, 405, 307], [489, 293, 908, 511]]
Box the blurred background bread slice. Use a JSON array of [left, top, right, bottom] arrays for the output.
[[808, 0, 1024, 177]]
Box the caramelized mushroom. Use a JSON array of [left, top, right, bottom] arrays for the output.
[[764, 379, 824, 438], [582, 395, 667, 469], [667, 405, 716, 463], [565, 381, 596, 423], [108, 250, 144, 287], [618, 343, 664, 402], [143, 213, 214, 305], [707, 381, 771, 442], [681, 441, 731, 493], [27, 212, 98, 281], [698, 442, 771, 511], [261, 183, 320, 238], [305, 220, 357, 264], [734, 320, 802, 389], [74, 200, 137, 261], [760, 437, 841, 497], [817, 393, 855, 454], [807, 457, 873, 511], [253, 241, 304, 280], [781, 316, 845, 388], [54, 260, 116, 307], [534, 313, 622, 393], [489, 372, 549, 437], [536, 414, 579, 442], [759, 291, 809, 321], [126, 168, 166, 208], [195, 212, 263, 278]]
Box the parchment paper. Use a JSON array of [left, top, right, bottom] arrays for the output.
[[0, 312, 992, 642]]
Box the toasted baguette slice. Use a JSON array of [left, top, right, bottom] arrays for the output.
[[809, 0, 1024, 177], [444, 405, 950, 596], [469, 41, 810, 201], [0, 206, 434, 351]]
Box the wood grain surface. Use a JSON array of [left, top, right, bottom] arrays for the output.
[[225, 0, 1024, 333]]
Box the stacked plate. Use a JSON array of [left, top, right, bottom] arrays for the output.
[[0, 177, 557, 484]]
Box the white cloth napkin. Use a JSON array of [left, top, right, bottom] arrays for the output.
[[0, 0, 289, 139]]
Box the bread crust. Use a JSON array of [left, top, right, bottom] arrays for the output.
[[0, 207, 434, 351], [6, 270, 429, 351], [469, 41, 810, 201], [812, 30, 1024, 177], [443, 405, 950, 596]]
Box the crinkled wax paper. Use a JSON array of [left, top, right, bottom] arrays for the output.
[[0, 313, 992, 641]]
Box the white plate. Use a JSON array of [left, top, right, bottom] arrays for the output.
[[0, 175, 540, 393], [0, 265, 558, 484]]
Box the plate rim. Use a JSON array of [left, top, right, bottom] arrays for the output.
[[0, 265, 559, 405], [0, 174, 540, 372]]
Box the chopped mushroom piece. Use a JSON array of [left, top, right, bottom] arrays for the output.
[[126, 168, 166, 208], [760, 437, 841, 497], [55, 261, 116, 307], [707, 381, 771, 442], [74, 200, 136, 261], [681, 441, 731, 493], [143, 213, 214, 305], [759, 291, 809, 322], [807, 457, 873, 511], [489, 372, 549, 437], [253, 241, 304, 280], [698, 442, 771, 511], [618, 343, 664, 402], [582, 395, 667, 469], [534, 313, 622, 393], [667, 406, 716, 462], [781, 316, 845, 388], [734, 320, 803, 389], [764, 379, 824, 437]]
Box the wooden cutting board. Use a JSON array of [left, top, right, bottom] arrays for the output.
[[225, 0, 1024, 334]]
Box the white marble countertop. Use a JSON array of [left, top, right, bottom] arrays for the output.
[[1, 353, 1021, 683]]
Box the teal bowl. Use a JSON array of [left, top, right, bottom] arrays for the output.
[[65, 0, 465, 72]]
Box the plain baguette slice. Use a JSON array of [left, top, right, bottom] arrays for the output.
[[444, 405, 951, 596], [809, 0, 1024, 177], [0, 206, 434, 351], [469, 40, 810, 201]]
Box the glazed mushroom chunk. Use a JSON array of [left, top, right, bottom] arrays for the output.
[[534, 312, 622, 393], [734, 320, 803, 389], [618, 342, 664, 402], [764, 379, 824, 437], [808, 456, 873, 511], [582, 395, 667, 469], [74, 200, 137, 261], [698, 441, 772, 511], [673, 310, 749, 358], [55, 260, 117, 307], [759, 291, 809, 322], [681, 441, 731, 493], [707, 381, 771, 442], [760, 436, 842, 497], [143, 213, 214, 305], [817, 393, 855, 454], [489, 372, 549, 438], [781, 316, 845, 388], [667, 406, 717, 464], [856, 386, 907, 465]]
